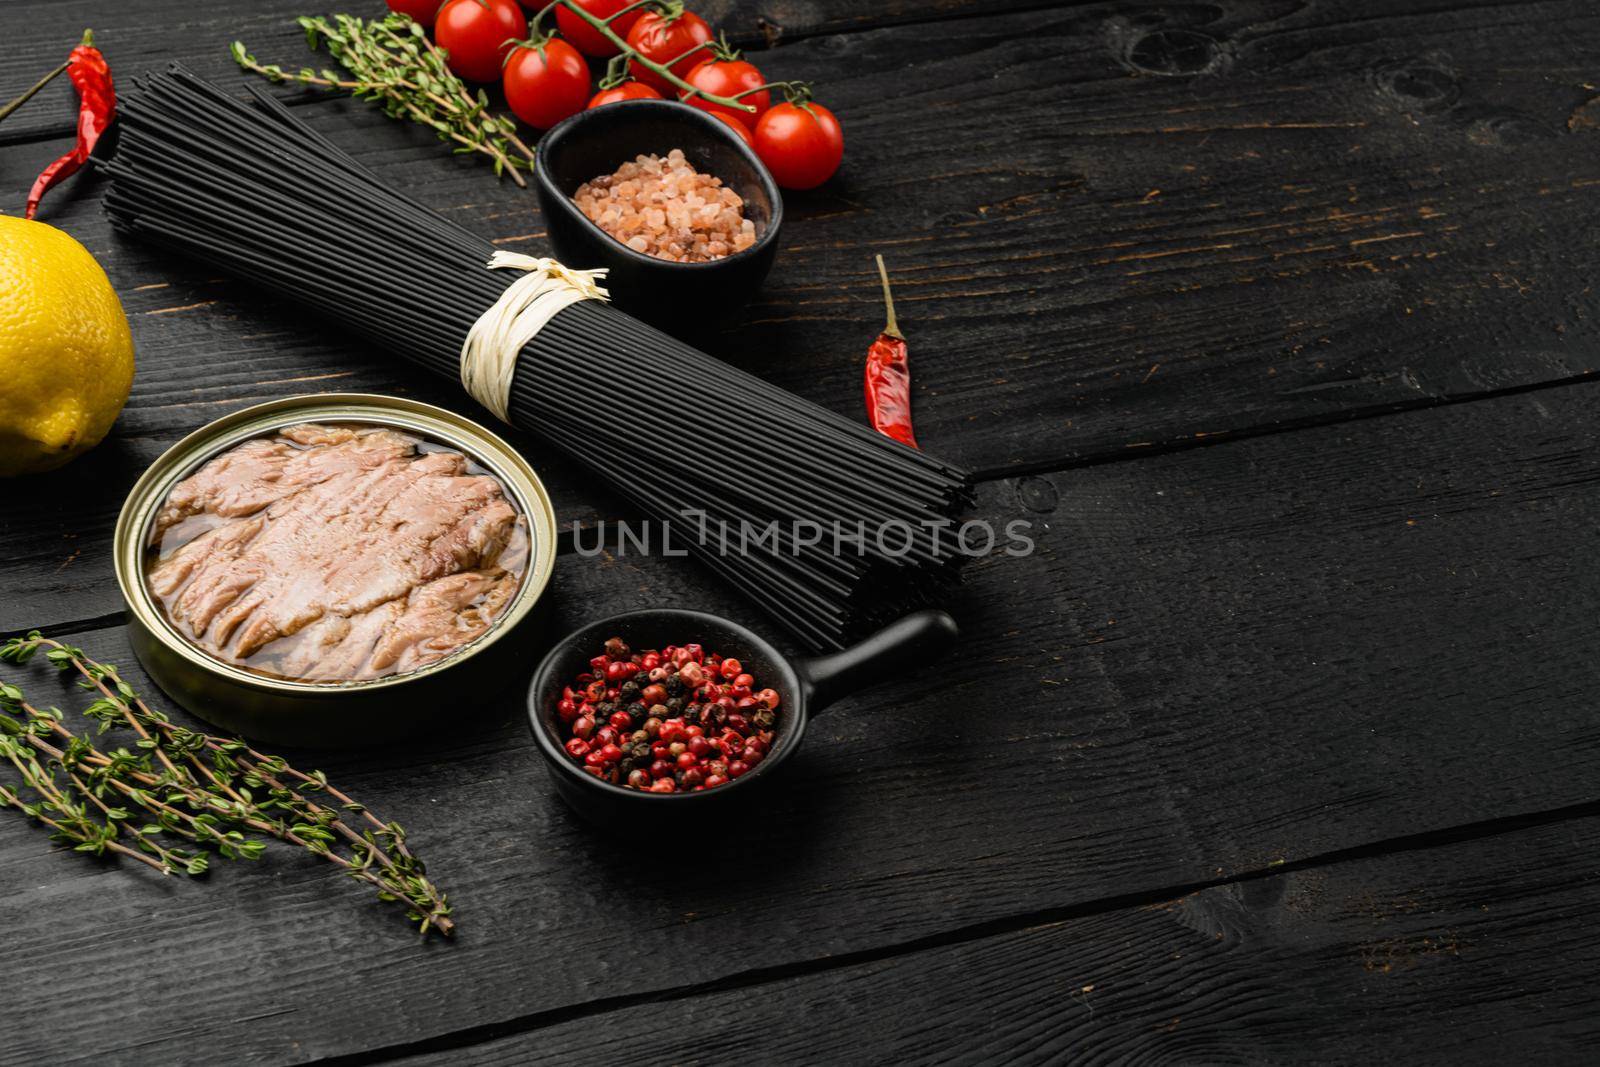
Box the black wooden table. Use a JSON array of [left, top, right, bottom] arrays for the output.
[[4, 1, 1600, 1062]]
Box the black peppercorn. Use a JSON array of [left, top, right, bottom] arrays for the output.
[[631, 671, 650, 686], [666, 697, 684, 714], [682, 704, 701, 724], [664, 675, 685, 697], [626, 701, 648, 724], [752, 708, 776, 729], [618, 681, 642, 702]]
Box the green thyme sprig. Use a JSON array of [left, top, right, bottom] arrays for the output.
[[0, 632, 454, 935], [231, 13, 535, 186]]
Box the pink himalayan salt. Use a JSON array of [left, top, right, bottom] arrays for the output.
[[573, 149, 758, 263]]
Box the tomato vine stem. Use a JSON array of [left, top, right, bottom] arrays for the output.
[[545, 0, 754, 112]]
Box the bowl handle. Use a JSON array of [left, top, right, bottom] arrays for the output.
[[796, 611, 959, 715]]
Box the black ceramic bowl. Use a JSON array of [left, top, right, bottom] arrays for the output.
[[528, 609, 957, 829], [533, 100, 783, 328]]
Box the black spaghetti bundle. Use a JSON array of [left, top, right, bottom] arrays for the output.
[[100, 66, 971, 651]]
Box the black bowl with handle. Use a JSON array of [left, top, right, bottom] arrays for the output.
[[533, 100, 783, 329], [528, 608, 957, 828]]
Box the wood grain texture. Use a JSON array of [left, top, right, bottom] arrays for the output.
[[5, 384, 1600, 1062], [392, 815, 1600, 1065]]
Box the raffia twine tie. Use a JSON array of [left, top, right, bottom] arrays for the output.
[[460, 252, 609, 423]]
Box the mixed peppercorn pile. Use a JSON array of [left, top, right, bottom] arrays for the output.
[[556, 637, 779, 792]]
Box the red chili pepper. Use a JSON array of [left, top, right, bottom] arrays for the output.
[[864, 255, 918, 448], [23, 30, 115, 220]]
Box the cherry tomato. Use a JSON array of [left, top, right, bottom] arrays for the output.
[[625, 10, 714, 95], [504, 38, 591, 129], [557, 0, 646, 57], [753, 102, 844, 190], [435, 0, 528, 84], [710, 110, 756, 148], [587, 80, 664, 109], [384, 0, 445, 26], [681, 56, 769, 131]]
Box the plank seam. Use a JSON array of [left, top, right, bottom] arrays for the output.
[[970, 368, 1600, 481], [1, 611, 127, 643], [319, 796, 1600, 1066]]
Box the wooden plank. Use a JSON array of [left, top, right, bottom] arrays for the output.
[[6, 384, 1600, 1060], [391, 815, 1600, 1064], [10, 3, 1600, 626]]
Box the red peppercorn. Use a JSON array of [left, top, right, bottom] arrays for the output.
[[558, 638, 780, 794]]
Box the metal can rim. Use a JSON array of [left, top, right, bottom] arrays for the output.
[[114, 393, 558, 696]]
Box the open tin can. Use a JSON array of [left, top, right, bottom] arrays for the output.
[[114, 394, 558, 747]]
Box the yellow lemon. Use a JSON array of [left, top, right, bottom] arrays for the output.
[[0, 215, 134, 477]]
